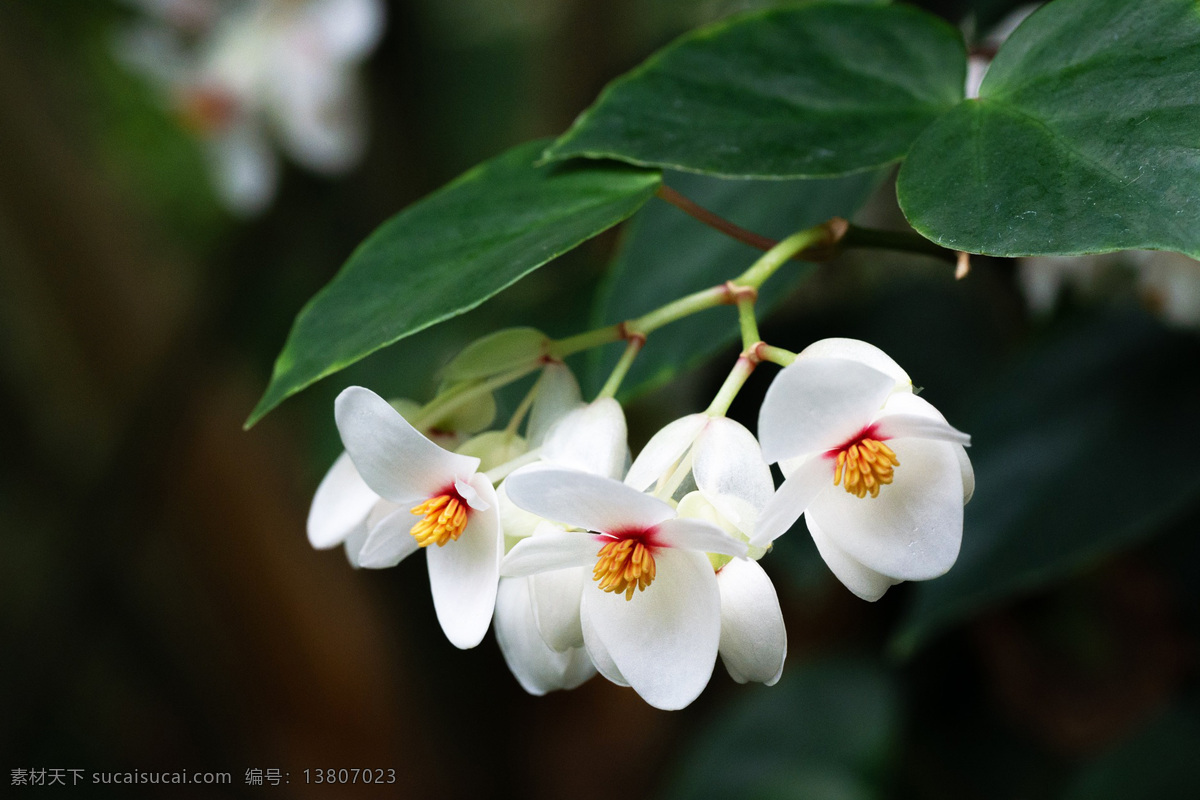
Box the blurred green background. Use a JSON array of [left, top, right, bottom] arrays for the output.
[[2, 0, 1197, 797]]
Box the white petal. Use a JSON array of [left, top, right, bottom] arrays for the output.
[[541, 398, 628, 479], [874, 395, 972, 445], [752, 456, 832, 547], [501, 530, 602, 577], [341, 521, 369, 567], [875, 414, 971, 446], [957, 445, 975, 505], [303, 0, 386, 61], [965, 55, 989, 100], [810, 437, 963, 582], [581, 601, 629, 687], [716, 559, 787, 685], [503, 469, 675, 533], [624, 414, 707, 492], [454, 478, 489, 511], [557, 646, 597, 691], [796, 338, 911, 390], [267, 57, 365, 173], [426, 476, 502, 649], [758, 357, 897, 464], [583, 549, 721, 710], [497, 481, 544, 542], [693, 418, 773, 529], [806, 515, 897, 602], [307, 451, 379, 548], [530, 567, 586, 651], [654, 518, 748, 559], [876, 392, 973, 500], [356, 505, 421, 569], [206, 121, 278, 216], [493, 577, 595, 696], [527, 362, 582, 447], [335, 386, 480, 503]]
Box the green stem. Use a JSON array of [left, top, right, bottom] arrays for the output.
[[736, 295, 760, 352], [840, 224, 958, 264], [504, 370, 544, 437], [596, 336, 644, 399], [549, 324, 624, 359], [756, 344, 797, 368], [736, 227, 828, 290], [656, 185, 779, 252], [706, 356, 756, 417], [630, 285, 728, 336]]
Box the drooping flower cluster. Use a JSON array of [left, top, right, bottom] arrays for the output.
[[309, 333, 972, 709], [116, 0, 385, 214]]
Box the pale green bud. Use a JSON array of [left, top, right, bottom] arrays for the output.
[[441, 327, 549, 382]]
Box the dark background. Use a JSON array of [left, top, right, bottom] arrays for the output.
[[2, 1, 1197, 797]]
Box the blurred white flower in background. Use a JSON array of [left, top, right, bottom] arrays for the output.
[[1019, 250, 1200, 328], [117, 0, 385, 215], [964, 3, 1040, 99]]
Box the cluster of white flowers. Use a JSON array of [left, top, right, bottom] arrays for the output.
[[309, 336, 972, 709], [116, 0, 385, 214]]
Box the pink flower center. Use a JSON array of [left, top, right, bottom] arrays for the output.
[[593, 529, 658, 601], [831, 429, 899, 499], [409, 487, 469, 548]]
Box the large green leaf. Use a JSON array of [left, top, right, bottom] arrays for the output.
[[590, 169, 883, 398], [247, 140, 660, 426], [891, 312, 1200, 656], [545, 2, 965, 178], [898, 0, 1200, 257], [662, 659, 898, 800]]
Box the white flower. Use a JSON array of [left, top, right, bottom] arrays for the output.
[[120, 0, 385, 214], [502, 469, 748, 710], [492, 395, 626, 695], [756, 339, 974, 602], [964, 3, 1040, 99], [333, 386, 502, 649], [307, 397, 492, 567], [626, 414, 786, 685], [1131, 250, 1200, 328], [493, 571, 595, 696]]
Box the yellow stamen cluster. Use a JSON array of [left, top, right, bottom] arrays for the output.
[[833, 438, 899, 498], [409, 494, 468, 547], [593, 539, 657, 601]]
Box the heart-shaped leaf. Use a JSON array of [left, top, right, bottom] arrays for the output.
[[898, 0, 1200, 257], [546, 2, 965, 179]]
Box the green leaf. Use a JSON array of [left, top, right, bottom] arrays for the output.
[[898, 0, 1200, 257], [892, 312, 1200, 657], [590, 169, 883, 398], [662, 658, 898, 800], [545, 2, 965, 178], [247, 140, 660, 427]]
